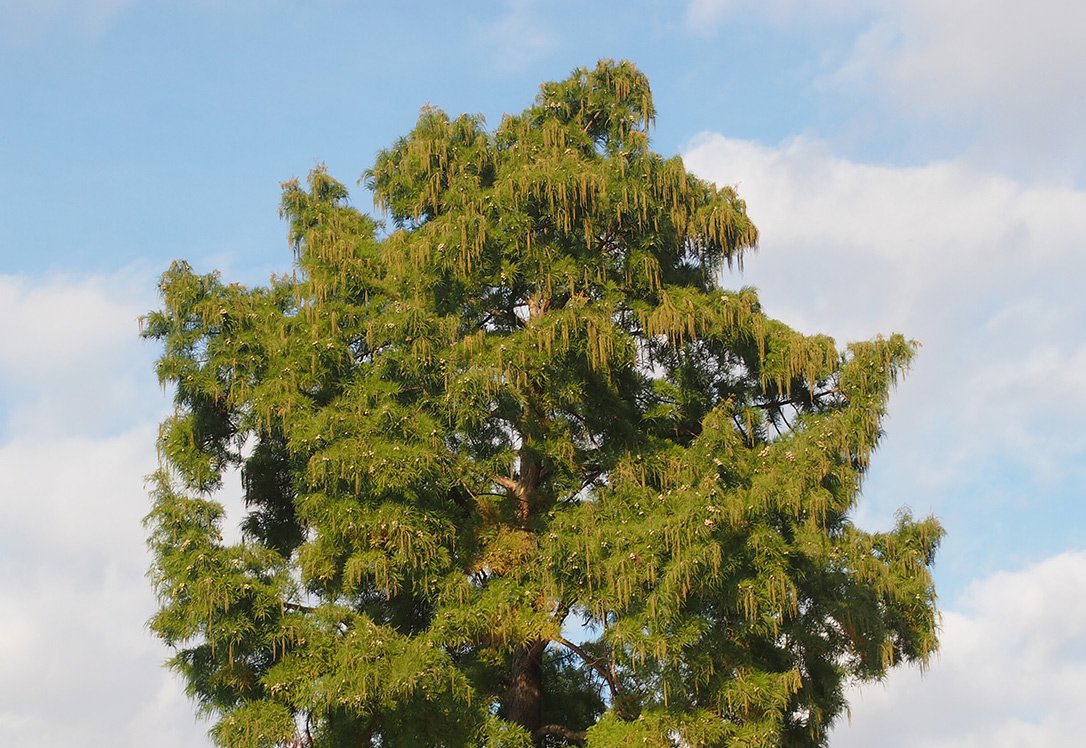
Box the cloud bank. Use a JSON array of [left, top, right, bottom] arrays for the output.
[[686, 0, 1086, 179], [0, 272, 208, 746], [832, 551, 1086, 747]]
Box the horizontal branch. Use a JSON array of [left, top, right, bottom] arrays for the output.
[[752, 387, 842, 410], [534, 724, 587, 745], [487, 307, 527, 328]]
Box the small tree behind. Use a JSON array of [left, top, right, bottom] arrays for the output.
[[143, 60, 941, 747]]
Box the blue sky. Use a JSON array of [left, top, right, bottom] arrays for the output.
[[2, 1, 1085, 745]]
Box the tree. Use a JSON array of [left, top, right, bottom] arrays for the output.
[[143, 60, 941, 748]]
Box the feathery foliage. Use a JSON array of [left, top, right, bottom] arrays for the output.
[[143, 60, 941, 747]]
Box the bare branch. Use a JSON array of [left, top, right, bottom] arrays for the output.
[[752, 387, 842, 410]]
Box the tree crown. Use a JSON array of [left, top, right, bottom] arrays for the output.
[[143, 59, 941, 748]]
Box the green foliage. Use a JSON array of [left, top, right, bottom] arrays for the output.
[[143, 60, 941, 747]]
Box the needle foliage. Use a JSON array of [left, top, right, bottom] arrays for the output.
[[143, 60, 941, 747]]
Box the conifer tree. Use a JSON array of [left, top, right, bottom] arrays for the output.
[[143, 60, 941, 747]]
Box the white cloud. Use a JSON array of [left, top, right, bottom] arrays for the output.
[[683, 0, 737, 29], [839, 0, 1086, 111], [0, 428, 156, 561], [832, 551, 1086, 747], [0, 273, 140, 380]]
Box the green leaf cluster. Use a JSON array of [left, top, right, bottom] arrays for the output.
[[143, 60, 941, 747]]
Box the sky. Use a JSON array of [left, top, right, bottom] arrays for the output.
[[1, 1, 1084, 745]]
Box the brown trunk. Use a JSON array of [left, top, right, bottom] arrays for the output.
[[515, 450, 541, 523], [505, 639, 548, 736], [504, 293, 550, 736]]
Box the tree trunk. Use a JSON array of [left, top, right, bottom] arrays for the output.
[[505, 639, 548, 737], [516, 449, 541, 523]]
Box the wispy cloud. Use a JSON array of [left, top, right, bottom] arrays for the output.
[[683, 0, 866, 33], [0, 0, 134, 39], [470, 0, 558, 72]]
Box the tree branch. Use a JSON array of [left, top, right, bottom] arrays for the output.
[[493, 473, 532, 523], [731, 413, 752, 447], [493, 475, 519, 493], [486, 307, 526, 329], [752, 387, 842, 410], [534, 724, 587, 745], [555, 635, 619, 703]]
